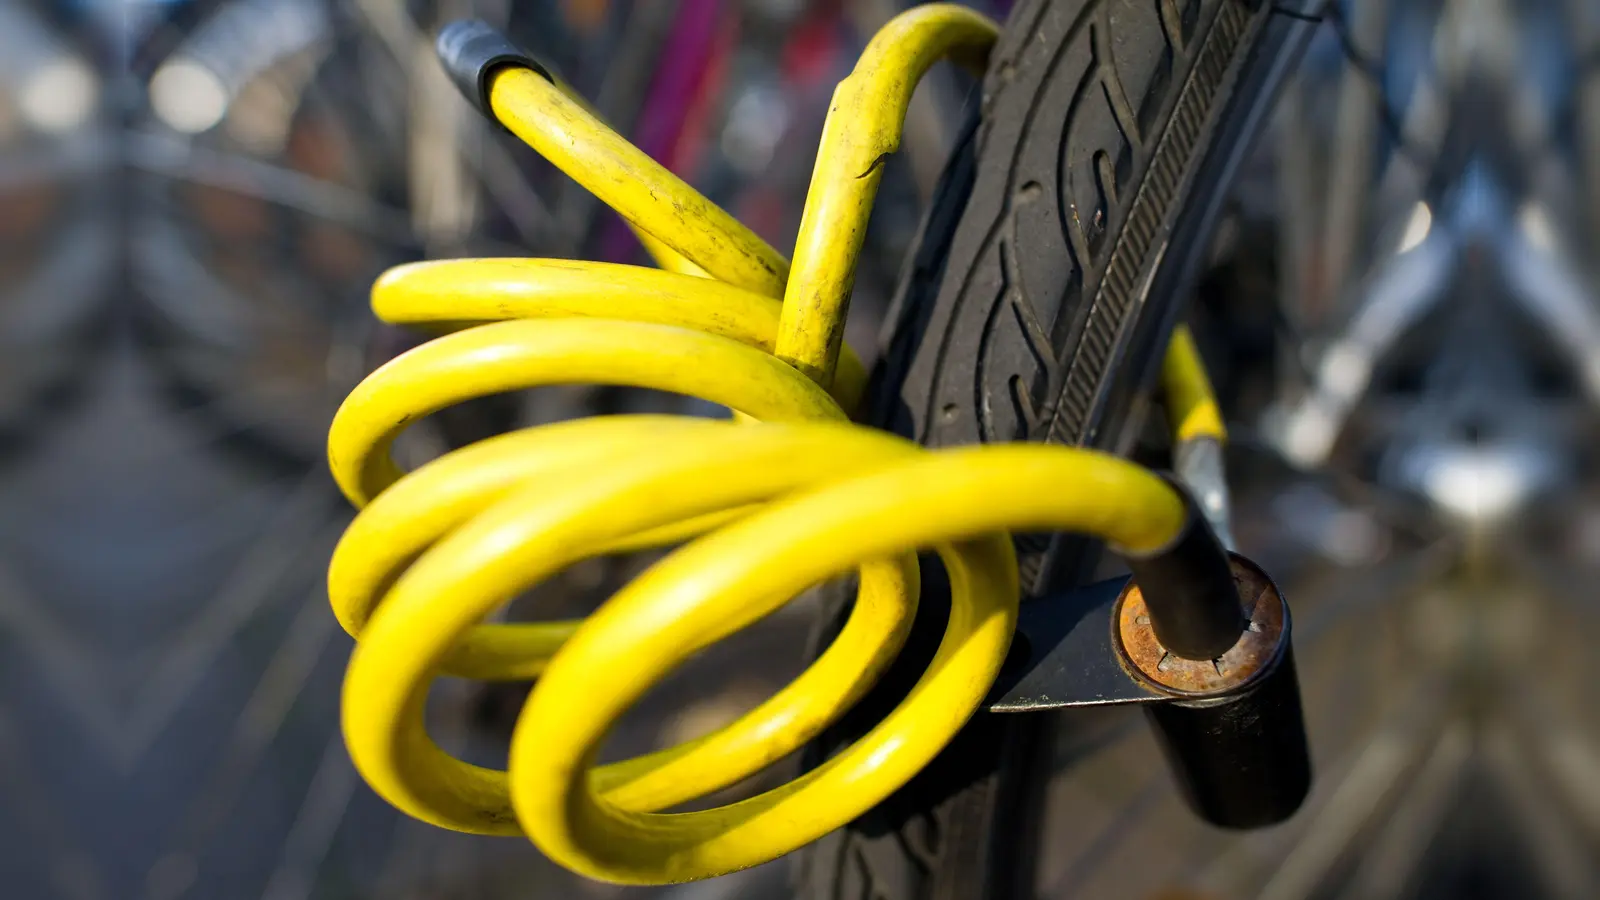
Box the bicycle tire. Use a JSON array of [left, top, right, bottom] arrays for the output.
[[794, 2, 1320, 897]]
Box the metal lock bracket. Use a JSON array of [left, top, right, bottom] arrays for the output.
[[985, 502, 1312, 829]]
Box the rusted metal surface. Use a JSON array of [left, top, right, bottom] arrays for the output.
[[1116, 555, 1288, 697]]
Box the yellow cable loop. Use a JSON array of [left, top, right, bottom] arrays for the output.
[[1164, 324, 1227, 444], [488, 67, 789, 296], [526, 69, 713, 280], [329, 3, 1199, 885], [777, 5, 994, 387]]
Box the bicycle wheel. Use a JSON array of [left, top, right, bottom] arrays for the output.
[[796, 1, 1321, 897]]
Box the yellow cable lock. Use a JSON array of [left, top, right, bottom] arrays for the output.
[[1164, 324, 1227, 445], [330, 4, 1219, 884]]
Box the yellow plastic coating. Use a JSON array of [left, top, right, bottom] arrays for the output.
[[635, 230, 712, 279], [507, 445, 1179, 883], [367, 258, 866, 412], [488, 68, 790, 296], [526, 71, 713, 281], [329, 417, 760, 681], [331, 3, 1203, 886], [776, 5, 997, 386], [340, 420, 931, 830], [328, 317, 850, 506], [1162, 324, 1227, 443]]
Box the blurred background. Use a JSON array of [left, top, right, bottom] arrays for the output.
[[2, 0, 1600, 897]]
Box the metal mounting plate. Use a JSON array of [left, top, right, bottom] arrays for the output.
[[985, 575, 1166, 711]]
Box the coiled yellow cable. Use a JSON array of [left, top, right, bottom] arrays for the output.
[[329, 4, 1208, 885], [1165, 324, 1226, 444]]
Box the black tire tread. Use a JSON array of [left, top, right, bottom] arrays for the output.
[[794, 1, 1296, 898]]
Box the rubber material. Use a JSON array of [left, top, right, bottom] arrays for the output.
[[333, 6, 1209, 887], [796, 1, 1314, 897], [435, 19, 554, 121]]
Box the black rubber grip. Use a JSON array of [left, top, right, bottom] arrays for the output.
[[435, 20, 553, 123], [1122, 479, 1245, 660]]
